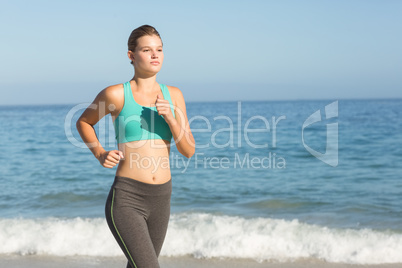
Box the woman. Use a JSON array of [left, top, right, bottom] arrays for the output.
[[76, 25, 195, 268]]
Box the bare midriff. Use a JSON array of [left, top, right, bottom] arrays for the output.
[[115, 139, 172, 184]]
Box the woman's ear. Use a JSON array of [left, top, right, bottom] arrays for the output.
[[127, 51, 135, 63]]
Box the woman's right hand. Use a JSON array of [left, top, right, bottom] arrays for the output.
[[97, 150, 124, 168]]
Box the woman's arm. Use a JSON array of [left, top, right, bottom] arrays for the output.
[[156, 87, 195, 158], [76, 86, 124, 168]]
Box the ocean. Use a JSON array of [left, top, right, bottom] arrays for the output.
[[1, 99, 402, 265]]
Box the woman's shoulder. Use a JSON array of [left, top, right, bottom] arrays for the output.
[[103, 83, 124, 96], [165, 85, 184, 99], [91, 83, 125, 115], [96, 83, 124, 103], [164, 85, 186, 108]]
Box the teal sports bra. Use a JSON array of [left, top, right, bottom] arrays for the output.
[[113, 81, 175, 144]]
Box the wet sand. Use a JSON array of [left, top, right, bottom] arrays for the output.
[[1, 255, 401, 268]]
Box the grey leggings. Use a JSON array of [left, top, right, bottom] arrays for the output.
[[105, 176, 172, 268]]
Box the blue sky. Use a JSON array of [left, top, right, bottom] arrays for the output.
[[0, 0, 401, 105]]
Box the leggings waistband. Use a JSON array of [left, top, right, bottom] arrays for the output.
[[112, 176, 172, 196]]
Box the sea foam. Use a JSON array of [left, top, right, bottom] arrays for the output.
[[1, 213, 401, 264]]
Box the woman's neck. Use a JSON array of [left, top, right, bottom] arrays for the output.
[[131, 74, 158, 92]]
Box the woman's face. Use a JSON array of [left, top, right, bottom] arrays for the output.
[[128, 35, 164, 75]]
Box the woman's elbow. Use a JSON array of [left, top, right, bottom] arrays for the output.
[[181, 147, 195, 158], [76, 119, 82, 131], [76, 117, 92, 133], [76, 118, 86, 131]]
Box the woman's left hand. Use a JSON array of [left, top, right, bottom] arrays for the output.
[[155, 94, 175, 124]]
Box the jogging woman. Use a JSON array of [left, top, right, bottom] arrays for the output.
[[76, 25, 195, 268]]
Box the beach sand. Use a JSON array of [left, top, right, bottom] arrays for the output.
[[0, 255, 401, 268]]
